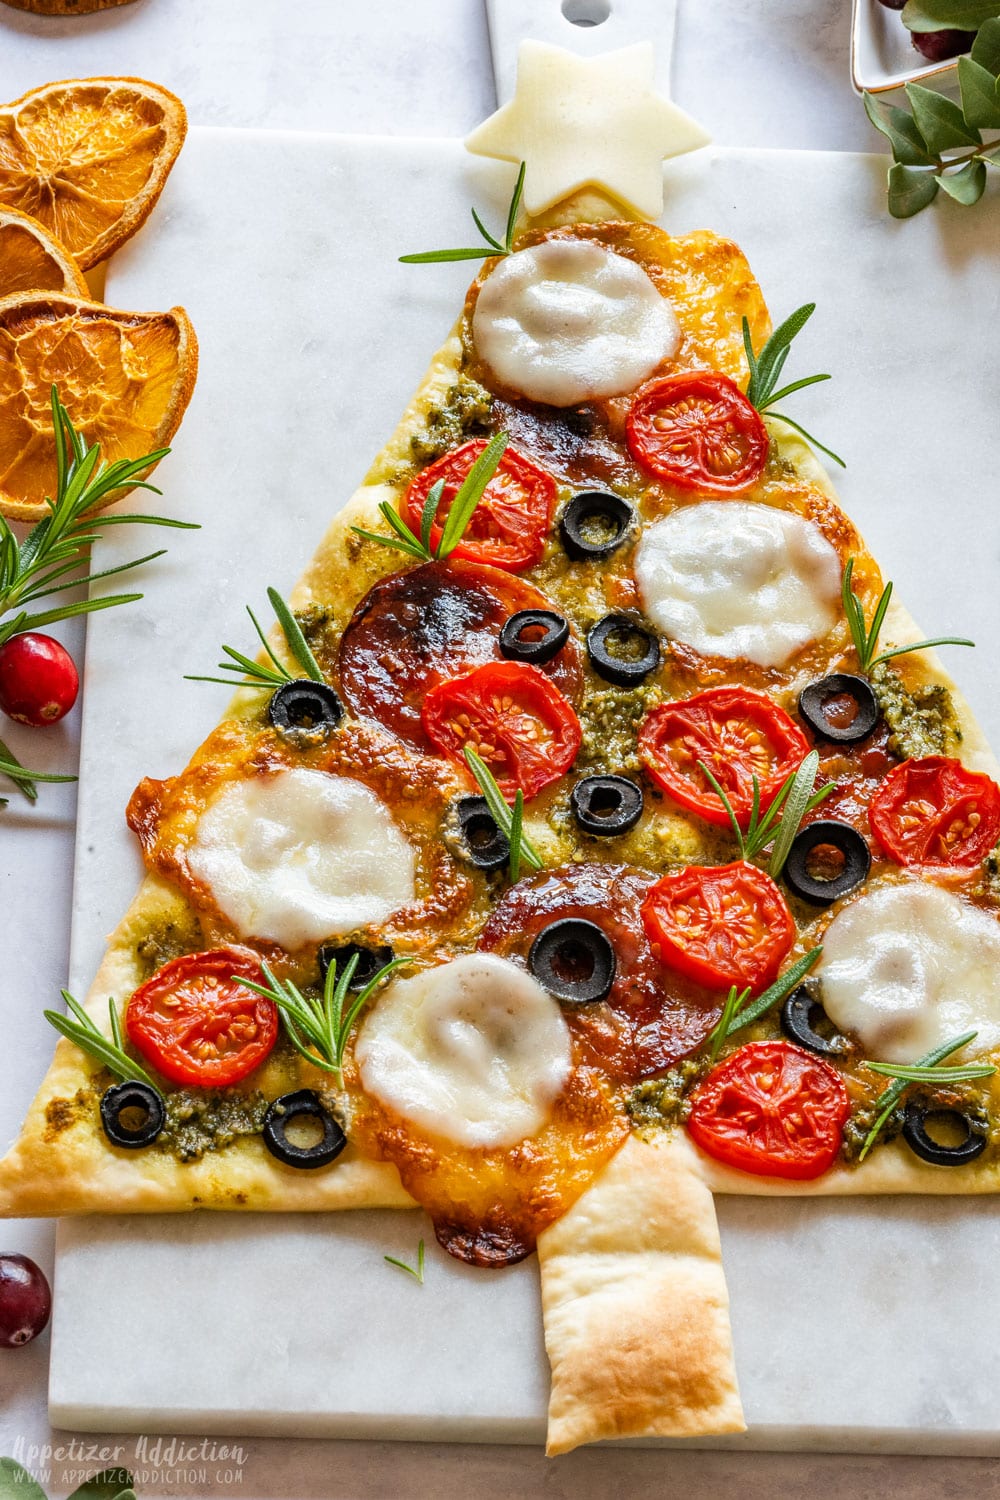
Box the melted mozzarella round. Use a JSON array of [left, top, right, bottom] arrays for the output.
[[187, 768, 416, 949], [355, 953, 572, 1149], [634, 501, 841, 668], [472, 239, 680, 406], [818, 882, 1000, 1063]]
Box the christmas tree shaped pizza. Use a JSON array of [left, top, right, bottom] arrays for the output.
[[4, 43, 1000, 1455]]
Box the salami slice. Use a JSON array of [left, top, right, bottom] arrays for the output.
[[338, 560, 582, 750], [478, 862, 720, 1081]]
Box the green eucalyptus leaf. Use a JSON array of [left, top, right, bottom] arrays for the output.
[[972, 15, 1000, 71], [937, 156, 988, 200], [903, 0, 997, 29], [958, 55, 1000, 125], [67, 1471, 136, 1500], [888, 162, 940, 217], [0, 1459, 48, 1500], [905, 82, 982, 151], [863, 92, 935, 166]]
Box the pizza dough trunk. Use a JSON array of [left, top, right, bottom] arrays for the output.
[[539, 1132, 744, 1454]]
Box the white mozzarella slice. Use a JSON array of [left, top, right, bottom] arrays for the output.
[[187, 767, 415, 949], [355, 953, 572, 1150], [634, 501, 841, 668], [818, 882, 1000, 1063], [472, 239, 680, 407]]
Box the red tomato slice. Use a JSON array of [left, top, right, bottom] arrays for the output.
[[639, 687, 810, 829], [126, 948, 278, 1088], [626, 372, 769, 493], [869, 755, 1000, 868], [422, 660, 581, 801], [402, 440, 557, 573], [641, 861, 795, 991], [338, 560, 582, 751], [687, 1040, 849, 1180]]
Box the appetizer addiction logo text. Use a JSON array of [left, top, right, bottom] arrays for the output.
[[9, 1435, 248, 1489]]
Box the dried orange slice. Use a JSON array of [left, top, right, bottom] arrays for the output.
[[0, 78, 186, 270], [0, 293, 198, 521], [0, 206, 88, 297]]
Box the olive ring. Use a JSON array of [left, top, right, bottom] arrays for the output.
[[100, 1080, 166, 1150], [262, 1090, 347, 1170]]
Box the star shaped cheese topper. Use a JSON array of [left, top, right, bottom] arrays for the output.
[[465, 39, 710, 222]]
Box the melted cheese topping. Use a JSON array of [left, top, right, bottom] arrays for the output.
[[355, 953, 572, 1149], [472, 240, 680, 406], [818, 882, 1000, 1063], [187, 768, 416, 949], [634, 501, 841, 668]]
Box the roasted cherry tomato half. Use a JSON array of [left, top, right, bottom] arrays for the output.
[[639, 687, 810, 829], [422, 660, 581, 802], [125, 947, 278, 1088], [338, 560, 582, 752], [402, 440, 557, 573], [0, 631, 79, 726], [687, 1040, 850, 1180], [641, 860, 795, 991], [868, 756, 1000, 869], [626, 372, 769, 494]]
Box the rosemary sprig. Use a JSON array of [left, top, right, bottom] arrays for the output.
[[859, 1030, 995, 1161], [742, 305, 845, 468], [44, 992, 156, 1089], [185, 586, 325, 690], [0, 387, 198, 650], [0, 733, 76, 805], [463, 746, 543, 882], [841, 557, 974, 674], [400, 162, 526, 263], [704, 948, 824, 1062], [698, 751, 834, 877], [351, 431, 509, 563], [385, 1238, 426, 1284], [244, 952, 407, 1089]]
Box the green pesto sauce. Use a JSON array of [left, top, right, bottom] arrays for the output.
[[627, 1057, 708, 1135], [134, 921, 201, 983], [409, 377, 494, 466], [870, 661, 961, 760], [576, 681, 663, 775], [975, 845, 1000, 903], [157, 1089, 269, 1164]]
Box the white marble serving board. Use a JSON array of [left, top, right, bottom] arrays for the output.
[[50, 130, 1000, 1448]]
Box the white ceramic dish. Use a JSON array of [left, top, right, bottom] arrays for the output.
[[851, 0, 967, 95]]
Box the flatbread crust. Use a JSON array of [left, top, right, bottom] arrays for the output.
[[2, 224, 999, 1457], [538, 1130, 744, 1454]]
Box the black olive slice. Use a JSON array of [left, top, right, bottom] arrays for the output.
[[100, 1080, 166, 1150], [319, 941, 395, 991], [586, 613, 660, 687], [528, 918, 616, 1005], [560, 491, 635, 561], [798, 673, 879, 745], [570, 774, 644, 837], [452, 795, 510, 872], [268, 679, 343, 739], [498, 609, 570, 666], [902, 1099, 987, 1167], [782, 820, 871, 906], [780, 988, 850, 1059], [263, 1089, 347, 1170]]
